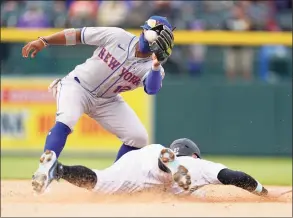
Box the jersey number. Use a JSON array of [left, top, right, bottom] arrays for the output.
[[173, 147, 179, 155], [113, 86, 131, 93]]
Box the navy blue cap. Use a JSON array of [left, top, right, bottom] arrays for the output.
[[141, 16, 172, 30]]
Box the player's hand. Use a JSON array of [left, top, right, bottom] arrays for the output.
[[150, 25, 174, 65], [22, 39, 46, 58]]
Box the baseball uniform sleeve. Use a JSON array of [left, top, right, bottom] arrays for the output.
[[80, 27, 123, 46], [201, 160, 228, 184], [141, 66, 165, 87]]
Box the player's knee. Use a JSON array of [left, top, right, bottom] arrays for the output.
[[55, 113, 80, 130], [125, 128, 148, 148]]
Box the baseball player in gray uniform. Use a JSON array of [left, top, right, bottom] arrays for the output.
[[33, 138, 288, 198], [21, 16, 175, 193]]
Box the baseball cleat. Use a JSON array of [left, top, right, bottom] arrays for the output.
[[32, 150, 58, 194], [159, 148, 192, 191]]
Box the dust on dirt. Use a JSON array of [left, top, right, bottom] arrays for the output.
[[1, 180, 292, 217]]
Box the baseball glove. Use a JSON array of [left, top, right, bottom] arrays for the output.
[[149, 25, 174, 64]]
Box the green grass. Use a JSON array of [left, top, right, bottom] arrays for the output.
[[1, 156, 292, 186], [205, 156, 292, 186], [1, 157, 114, 180]]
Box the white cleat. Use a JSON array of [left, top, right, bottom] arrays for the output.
[[159, 148, 192, 191], [32, 150, 58, 194]]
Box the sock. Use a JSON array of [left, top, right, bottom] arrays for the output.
[[57, 163, 97, 190], [115, 143, 140, 162], [44, 121, 71, 158]]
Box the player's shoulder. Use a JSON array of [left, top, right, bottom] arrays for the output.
[[149, 143, 165, 148], [108, 27, 136, 39], [142, 144, 165, 151], [87, 26, 135, 40], [107, 27, 129, 34], [120, 28, 136, 38]]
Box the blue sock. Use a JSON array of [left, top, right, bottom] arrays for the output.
[[44, 121, 71, 158], [115, 144, 140, 162]]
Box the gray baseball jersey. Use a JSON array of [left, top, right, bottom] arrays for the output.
[[69, 27, 165, 98], [54, 27, 165, 148], [92, 144, 227, 195]]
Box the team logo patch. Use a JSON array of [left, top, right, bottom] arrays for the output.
[[173, 147, 179, 155], [147, 19, 157, 28]]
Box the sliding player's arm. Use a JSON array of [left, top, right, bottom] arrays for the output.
[[217, 168, 268, 196], [217, 168, 291, 198]]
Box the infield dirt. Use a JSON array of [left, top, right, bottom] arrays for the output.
[[1, 180, 292, 217]]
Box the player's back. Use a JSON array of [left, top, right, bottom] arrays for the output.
[[92, 144, 173, 194], [170, 156, 227, 195]]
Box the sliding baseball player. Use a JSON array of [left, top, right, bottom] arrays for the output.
[[33, 138, 288, 198]]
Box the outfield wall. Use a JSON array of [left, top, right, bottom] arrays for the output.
[[155, 78, 292, 156]]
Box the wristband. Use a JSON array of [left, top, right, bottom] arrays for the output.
[[38, 37, 49, 47], [254, 181, 263, 193], [63, 28, 77, 45], [253, 181, 268, 196]]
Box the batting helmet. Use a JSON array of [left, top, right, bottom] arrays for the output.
[[141, 15, 173, 31], [170, 138, 201, 158]]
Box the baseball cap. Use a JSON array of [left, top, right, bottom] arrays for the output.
[[141, 15, 172, 30]]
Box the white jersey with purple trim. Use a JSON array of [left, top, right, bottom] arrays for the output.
[[92, 144, 173, 194], [169, 156, 227, 196], [68, 27, 164, 98], [92, 144, 227, 195]]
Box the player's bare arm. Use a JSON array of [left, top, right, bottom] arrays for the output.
[[22, 29, 82, 58]]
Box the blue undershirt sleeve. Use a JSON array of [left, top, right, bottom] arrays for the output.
[[143, 68, 162, 95]]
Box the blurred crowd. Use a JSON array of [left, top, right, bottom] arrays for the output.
[[1, 0, 292, 81], [1, 0, 292, 30]]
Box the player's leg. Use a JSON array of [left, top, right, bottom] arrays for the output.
[[32, 160, 97, 192], [89, 96, 148, 161], [56, 163, 97, 190], [32, 77, 89, 193], [44, 78, 88, 157]]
